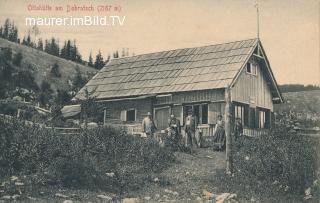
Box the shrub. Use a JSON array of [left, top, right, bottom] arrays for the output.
[[2, 47, 12, 61], [0, 119, 174, 193], [213, 123, 319, 200], [13, 52, 23, 66], [50, 62, 61, 77]]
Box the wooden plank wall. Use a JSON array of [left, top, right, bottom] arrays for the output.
[[155, 89, 225, 106], [231, 57, 273, 111], [101, 98, 153, 124]]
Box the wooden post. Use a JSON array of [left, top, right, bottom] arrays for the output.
[[225, 87, 233, 175], [103, 108, 107, 125]]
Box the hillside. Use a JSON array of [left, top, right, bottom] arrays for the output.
[[0, 38, 97, 92], [274, 90, 320, 127]]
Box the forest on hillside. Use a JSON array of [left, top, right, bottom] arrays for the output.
[[279, 84, 320, 93]]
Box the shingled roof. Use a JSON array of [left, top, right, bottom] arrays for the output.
[[75, 38, 259, 100]]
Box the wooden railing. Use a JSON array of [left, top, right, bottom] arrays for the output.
[[243, 128, 269, 137]]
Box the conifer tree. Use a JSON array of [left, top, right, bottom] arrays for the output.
[[88, 52, 94, 67], [94, 50, 105, 69], [37, 38, 43, 51]]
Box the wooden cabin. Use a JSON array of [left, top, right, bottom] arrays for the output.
[[73, 38, 283, 137]]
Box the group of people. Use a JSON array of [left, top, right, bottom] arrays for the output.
[[141, 111, 244, 152]]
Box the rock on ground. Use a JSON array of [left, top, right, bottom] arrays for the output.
[[122, 197, 139, 203]]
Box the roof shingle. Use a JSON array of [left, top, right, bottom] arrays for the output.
[[75, 38, 258, 100]]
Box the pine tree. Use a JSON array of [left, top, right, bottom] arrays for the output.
[[94, 50, 105, 69], [50, 62, 61, 77], [3, 19, 10, 39], [60, 41, 67, 58], [50, 37, 59, 56], [66, 40, 71, 60], [26, 34, 31, 46], [8, 22, 18, 42], [37, 38, 43, 51], [113, 51, 119, 58], [88, 52, 94, 67], [22, 37, 27, 45], [44, 39, 50, 53], [73, 67, 86, 91], [121, 48, 125, 57]]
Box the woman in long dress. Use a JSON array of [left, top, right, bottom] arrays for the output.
[[213, 115, 226, 151]]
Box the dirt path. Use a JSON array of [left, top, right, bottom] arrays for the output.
[[129, 148, 226, 202]]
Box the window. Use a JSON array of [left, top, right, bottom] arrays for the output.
[[257, 108, 270, 129], [234, 103, 249, 126], [246, 63, 257, 75], [259, 110, 266, 129], [126, 109, 136, 121], [120, 109, 136, 122], [183, 104, 208, 125]]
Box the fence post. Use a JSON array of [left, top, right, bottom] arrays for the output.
[[225, 87, 233, 175]]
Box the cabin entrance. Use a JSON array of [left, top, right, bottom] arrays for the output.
[[154, 106, 170, 131]]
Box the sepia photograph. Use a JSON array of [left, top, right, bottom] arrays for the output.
[[0, 0, 319, 202]]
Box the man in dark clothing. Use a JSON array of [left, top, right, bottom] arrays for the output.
[[168, 114, 181, 150], [233, 117, 243, 142], [185, 111, 197, 154]]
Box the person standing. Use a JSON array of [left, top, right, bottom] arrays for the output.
[[168, 114, 181, 150], [213, 115, 226, 151], [142, 112, 157, 138], [233, 117, 243, 142], [185, 110, 197, 154]]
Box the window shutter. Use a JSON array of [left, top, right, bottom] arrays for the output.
[[120, 110, 127, 121]]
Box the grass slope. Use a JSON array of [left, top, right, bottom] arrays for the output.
[[0, 38, 97, 92], [275, 90, 320, 114]]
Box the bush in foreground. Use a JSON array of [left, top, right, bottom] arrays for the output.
[[0, 119, 174, 194], [212, 124, 319, 201]]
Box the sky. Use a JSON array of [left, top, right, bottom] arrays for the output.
[[0, 0, 319, 85]]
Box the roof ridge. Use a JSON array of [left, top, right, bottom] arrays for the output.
[[110, 38, 258, 61]]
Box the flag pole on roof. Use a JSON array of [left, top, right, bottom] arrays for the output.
[[255, 0, 260, 39]]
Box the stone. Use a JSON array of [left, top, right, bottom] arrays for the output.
[[63, 200, 73, 203], [15, 182, 24, 186], [153, 177, 159, 182], [144, 196, 151, 200], [155, 194, 160, 199], [196, 196, 202, 201], [304, 195, 312, 200], [97, 195, 112, 200], [305, 187, 311, 196], [202, 189, 215, 200], [11, 195, 20, 200], [27, 196, 37, 200], [1, 195, 11, 200], [10, 176, 18, 181], [216, 193, 231, 203], [105, 172, 115, 177], [55, 193, 69, 198], [227, 193, 237, 200], [122, 198, 139, 203], [164, 189, 178, 196]]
